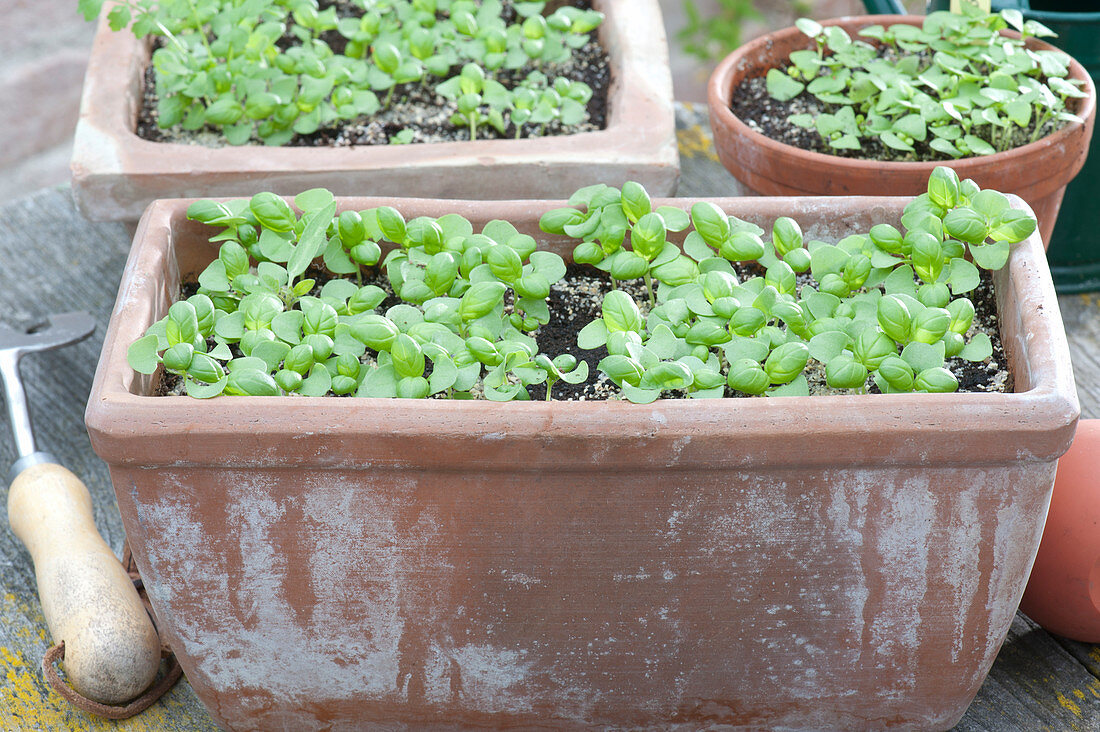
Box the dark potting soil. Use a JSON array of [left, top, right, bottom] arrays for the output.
[[157, 265, 1011, 400], [135, 0, 610, 147]]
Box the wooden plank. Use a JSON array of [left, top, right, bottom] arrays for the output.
[[1055, 637, 1100, 683], [1, 108, 1099, 729], [674, 102, 751, 198], [1056, 293, 1100, 419], [954, 614, 1100, 731]]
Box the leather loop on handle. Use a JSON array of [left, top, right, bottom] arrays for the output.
[[44, 642, 182, 720]]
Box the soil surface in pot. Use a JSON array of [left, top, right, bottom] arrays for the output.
[[729, 35, 1078, 163], [136, 0, 610, 147], [158, 266, 1010, 401]]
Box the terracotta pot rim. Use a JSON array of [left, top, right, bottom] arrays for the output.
[[86, 192, 1079, 470], [706, 14, 1098, 175], [70, 0, 680, 220]]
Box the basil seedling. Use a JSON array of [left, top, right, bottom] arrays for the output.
[[80, 0, 604, 145], [551, 170, 1034, 401], [132, 170, 1033, 403], [766, 8, 1086, 160]]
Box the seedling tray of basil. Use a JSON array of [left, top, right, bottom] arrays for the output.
[[86, 174, 1078, 731], [120, 169, 1026, 402], [707, 7, 1095, 253], [70, 0, 679, 221]]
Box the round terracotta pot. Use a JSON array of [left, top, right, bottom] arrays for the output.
[[707, 14, 1097, 250], [1020, 419, 1100, 643]]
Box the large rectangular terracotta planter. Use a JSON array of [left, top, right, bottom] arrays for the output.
[[86, 194, 1078, 730], [70, 0, 679, 222]]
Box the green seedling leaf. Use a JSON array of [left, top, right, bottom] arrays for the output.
[[727, 358, 769, 395], [825, 354, 868, 390], [185, 374, 228, 399], [915, 366, 958, 393], [877, 295, 911, 343], [959, 332, 993, 362], [599, 354, 643, 387], [577, 319, 609, 349], [294, 188, 335, 213], [947, 258, 980, 295], [990, 209, 1037, 243], [620, 383, 661, 404], [877, 355, 914, 392], [765, 341, 809, 385], [640, 361, 694, 392], [853, 329, 896, 370], [927, 166, 960, 209], [918, 283, 951, 309], [299, 364, 333, 397], [655, 206, 691, 232], [970, 240, 1011, 270], [225, 369, 280, 397], [691, 201, 730, 247], [127, 334, 162, 375], [620, 181, 651, 223], [683, 232, 715, 263], [796, 17, 824, 38], [880, 131, 914, 152], [720, 232, 766, 262], [772, 217, 803, 256], [766, 69, 805, 102], [901, 340, 946, 373], [767, 374, 809, 398], [911, 307, 951, 344], [602, 290, 643, 333], [288, 201, 337, 279], [808, 331, 849, 364], [459, 281, 507, 321], [251, 192, 297, 232]]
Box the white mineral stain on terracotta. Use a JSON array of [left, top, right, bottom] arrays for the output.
[[501, 571, 542, 588], [299, 479, 406, 695], [663, 509, 684, 540], [130, 462, 1055, 726], [944, 483, 982, 663], [986, 469, 1040, 662], [136, 483, 229, 612], [134, 472, 448, 703], [868, 472, 934, 693], [614, 569, 652, 582], [666, 435, 692, 466], [446, 645, 535, 713], [72, 121, 124, 174]]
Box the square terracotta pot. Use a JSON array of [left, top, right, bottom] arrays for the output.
[[70, 0, 679, 222], [86, 194, 1078, 731]]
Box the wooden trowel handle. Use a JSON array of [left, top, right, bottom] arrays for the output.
[[7, 462, 161, 705]]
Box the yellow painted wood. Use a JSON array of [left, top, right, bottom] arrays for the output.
[[0, 593, 217, 730]]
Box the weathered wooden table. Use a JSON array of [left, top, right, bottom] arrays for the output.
[[1, 104, 1099, 730]]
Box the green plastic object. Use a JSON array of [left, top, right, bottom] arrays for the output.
[[861, 0, 1100, 291]]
